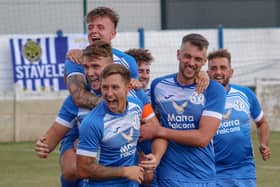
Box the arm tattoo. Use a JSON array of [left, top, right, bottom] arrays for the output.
[[67, 74, 100, 109], [78, 156, 124, 180]]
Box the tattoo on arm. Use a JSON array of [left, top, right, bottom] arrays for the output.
[[78, 156, 124, 180], [67, 74, 100, 109]]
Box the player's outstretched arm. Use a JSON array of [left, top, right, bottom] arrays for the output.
[[256, 116, 271, 161], [76, 155, 144, 183], [67, 74, 101, 109], [34, 122, 70, 158]]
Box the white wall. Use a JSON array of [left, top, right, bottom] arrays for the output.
[[256, 79, 280, 131]]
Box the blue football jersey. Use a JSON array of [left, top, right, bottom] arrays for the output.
[[214, 84, 262, 180], [56, 95, 90, 129], [77, 97, 144, 186], [150, 73, 225, 183]]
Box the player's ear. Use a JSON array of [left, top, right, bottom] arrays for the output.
[[110, 30, 117, 40], [176, 49, 180, 60], [127, 82, 132, 90], [230, 68, 234, 78]]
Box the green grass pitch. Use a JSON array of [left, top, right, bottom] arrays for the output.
[[0, 131, 279, 187]]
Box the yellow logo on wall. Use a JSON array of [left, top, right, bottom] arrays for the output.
[[22, 39, 42, 63]]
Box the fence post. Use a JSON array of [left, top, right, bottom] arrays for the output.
[[83, 0, 87, 34], [218, 24, 224, 49], [138, 27, 145, 48], [56, 29, 63, 37]]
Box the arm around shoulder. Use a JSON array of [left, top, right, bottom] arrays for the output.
[[67, 74, 101, 109]]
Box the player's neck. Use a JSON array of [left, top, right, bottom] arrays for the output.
[[176, 75, 195, 86]]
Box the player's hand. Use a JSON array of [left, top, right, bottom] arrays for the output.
[[138, 152, 156, 185], [123, 166, 144, 184], [138, 153, 157, 170], [66, 49, 83, 64], [259, 144, 271, 161], [130, 78, 143, 90], [139, 122, 160, 142], [195, 71, 209, 93], [34, 136, 49, 159]]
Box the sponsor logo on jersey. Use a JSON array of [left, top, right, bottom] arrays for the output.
[[164, 94, 175, 99], [120, 140, 137, 158], [113, 127, 120, 133], [172, 100, 188, 114]]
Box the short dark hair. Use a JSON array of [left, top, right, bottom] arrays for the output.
[[125, 48, 154, 66], [86, 6, 119, 29], [208, 49, 231, 64], [182, 33, 209, 50], [82, 40, 113, 60], [101, 64, 131, 85]]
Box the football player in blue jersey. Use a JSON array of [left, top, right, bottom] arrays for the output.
[[125, 48, 154, 97], [207, 49, 271, 187], [77, 64, 158, 186], [140, 33, 226, 187], [65, 6, 141, 110], [126, 48, 211, 187]]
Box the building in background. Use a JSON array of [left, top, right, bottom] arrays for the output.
[[161, 0, 280, 29]]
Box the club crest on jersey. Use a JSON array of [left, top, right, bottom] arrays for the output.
[[233, 100, 245, 111], [223, 108, 232, 120], [172, 100, 188, 114], [22, 39, 42, 63], [190, 91, 205, 105], [164, 94, 175, 99], [121, 128, 134, 142]]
